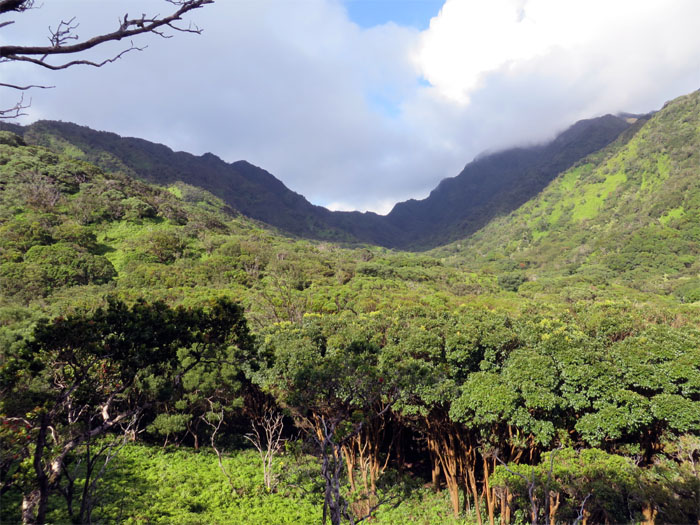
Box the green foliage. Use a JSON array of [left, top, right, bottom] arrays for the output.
[[674, 278, 700, 303], [444, 90, 700, 297], [497, 272, 526, 292], [0, 297, 253, 523], [493, 448, 641, 523], [2, 93, 700, 523], [492, 443, 700, 524], [0, 130, 26, 147]]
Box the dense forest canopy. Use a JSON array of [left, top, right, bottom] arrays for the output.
[[1, 90, 700, 524]]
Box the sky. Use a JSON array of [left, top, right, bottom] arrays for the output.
[[2, 0, 700, 214]]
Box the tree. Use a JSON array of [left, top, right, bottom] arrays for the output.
[[256, 317, 398, 525], [492, 448, 642, 524], [0, 296, 252, 524], [0, 0, 213, 118], [244, 408, 285, 492]]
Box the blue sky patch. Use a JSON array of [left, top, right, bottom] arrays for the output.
[[342, 0, 444, 30]]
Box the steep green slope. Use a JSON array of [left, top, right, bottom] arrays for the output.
[[6, 120, 368, 243], [440, 90, 700, 299]]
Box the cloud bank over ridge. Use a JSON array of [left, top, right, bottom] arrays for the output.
[[3, 0, 700, 213]]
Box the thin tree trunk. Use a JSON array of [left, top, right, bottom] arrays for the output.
[[641, 502, 656, 525], [341, 444, 357, 494], [24, 414, 50, 525], [21, 490, 41, 525], [500, 488, 513, 525], [462, 478, 471, 515], [483, 456, 496, 525], [508, 489, 514, 524], [427, 437, 442, 490], [467, 466, 483, 525], [549, 491, 560, 525]]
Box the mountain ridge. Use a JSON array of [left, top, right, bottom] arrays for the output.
[[1, 112, 637, 249], [385, 113, 641, 248]]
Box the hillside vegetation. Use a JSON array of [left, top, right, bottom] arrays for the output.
[[1, 90, 699, 525], [442, 90, 700, 301]]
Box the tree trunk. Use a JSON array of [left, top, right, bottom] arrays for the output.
[[483, 456, 496, 525], [395, 422, 405, 473], [549, 491, 560, 525], [431, 461, 441, 489], [24, 414, 51, 525], [641, 502, 657, 525], [21, 490, 41, 525], [582, 506, 591, 525], [427, 437, 442, 490], [434, 434, 460, 517], [467, 465, 483, 525], [341, 444, 357, 494], [499, 488, 512, 525], [462, 481, 471, 515]]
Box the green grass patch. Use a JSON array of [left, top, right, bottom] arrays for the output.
[[570, 168, 626, 221], [96, 219, 173, 272], [49, 444, 320, 525], [659, 206, 685, 225], [532, 229, 548, 241], [1, 443, 470, 525], [167, 185, 184, 199]]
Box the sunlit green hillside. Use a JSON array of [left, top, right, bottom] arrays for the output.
[[441, 90, 700, 301]]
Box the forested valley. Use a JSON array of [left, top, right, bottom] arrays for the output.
[[1, 88, 700, 525]]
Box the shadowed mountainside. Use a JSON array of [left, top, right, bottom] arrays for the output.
[[385, 114, 639, 248]]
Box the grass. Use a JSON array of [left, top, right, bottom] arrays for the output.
[[96, 218, 177, 272], [167, 185, 184, 199], [570, 168, 626, 222], [541, 163, 626, 225], [659, 206, 685, 225], [1, 442, 485, 525]]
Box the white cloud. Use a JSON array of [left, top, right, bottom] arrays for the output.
[[2, 0, 700, 213], [399, 0, 700, 187], [326, 198, 396, 215], [413, 0, 700, 117]]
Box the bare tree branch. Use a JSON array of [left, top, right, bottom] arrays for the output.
[[573, 493, 591, 525], [49, 17, 77, 46], [244, 408, 286, 491], [0, 92, 30, 119], [0, 0, 35, 15], [0, 81, 53, 90], [0, 0, 213, 116], [201, 402, 238, 494], [6, 41, 147, 71], [0, 0, 213, 69]]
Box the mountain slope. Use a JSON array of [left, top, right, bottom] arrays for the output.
[[7, 120, 368, 243], [2, 114, 635, 249], [0, 128, 518, 323], [386, 114, 638, 248], [440, 90, 700, 299]]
